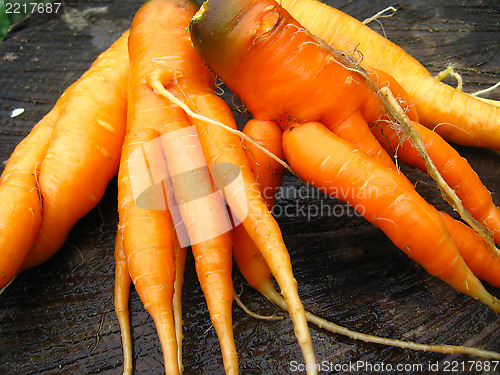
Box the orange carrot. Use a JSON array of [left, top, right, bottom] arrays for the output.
[[233, 120, 500, 359], [241, 119, 285, 209], [282, 121, 500, 312], [323, 97, 500, 289], [232, 119, 285, 292], [117, 1, 211, 372], [161, 124, 237, 374], [147, 5, 321, 372], [126, 1, 242, 373], [154, 64, 318, 374], [439, 212, 500, 289], [191, 0, 497, 253], [0, 105, 59, 289], [190, 0, 500, 306], [280, 0, 500, 148], [371, 119, 500, 244], [19, 30, 130, 271]]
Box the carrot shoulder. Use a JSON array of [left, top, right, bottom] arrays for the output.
[[20, 30, 130, 271], [280, 0, 500, 148]]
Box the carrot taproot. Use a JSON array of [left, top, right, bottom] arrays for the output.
[[151, 81, 318, 375], [280, 0, 500, 149], [190, 0, 495, 250], [233, 118, 500, 359], [19, 30, 130, 271], [0, 105, 59, 289], [113, 227, 133, 375], [172, 233, 187, 373], [282, 120, 500, 312], [190, 0, 500, 287]]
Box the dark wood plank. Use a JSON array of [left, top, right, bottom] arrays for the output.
[[0, 0, 499, 374]]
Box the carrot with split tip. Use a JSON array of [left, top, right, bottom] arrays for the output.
[[280, 0, 500, 149], [19, 30, 130, 271], [190, 0, 495, 249], [117, 1, 211, 372], [371, 119, 500, 245], [118, 112, 179, 374], [0, 105, 59, 289], [161, 124, 237, 374], [152, 82, 318, 375], [233, 118, 500, 359], [282, 120, 500, 312], [190, 0, 500, 304], [129, 1, 239, 372]]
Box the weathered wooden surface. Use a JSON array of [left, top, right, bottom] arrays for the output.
[[0, 0, 499, 374]]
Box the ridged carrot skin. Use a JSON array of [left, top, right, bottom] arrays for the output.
[[19, 30, 129, 271], [240, 119, 285, 209], [282, 121, 500, 312], [280, 0, 500, 148], [161, 124, 237, 375]]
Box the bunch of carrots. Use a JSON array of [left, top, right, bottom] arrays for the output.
[[1, 0, 499, 373]]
